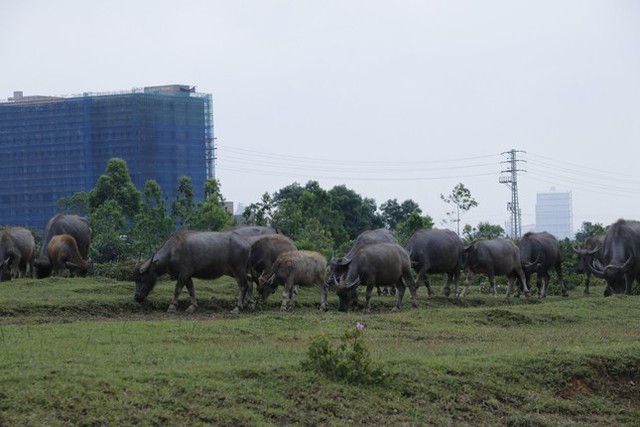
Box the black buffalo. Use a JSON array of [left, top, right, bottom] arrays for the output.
[[459, 238, 529, 298], [572, 234, 605, 295], [335, 243, 417, 312], [245, 234, 297, 288], [35, 214, 91, 278], [518, 231, 568, 298], [329, 228, 397, 295], [588, 219, 640, 295], [134, 230, 252, 313], [0, 227, 35, 281], [405, 228, 464, 297]]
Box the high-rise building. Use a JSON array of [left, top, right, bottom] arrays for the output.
[[535, 188, 573, 240], [0, 84, 214, 228]]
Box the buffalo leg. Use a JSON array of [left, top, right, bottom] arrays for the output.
[[555, 265, 569, 297], [443, 273, 453, 297], [489, 275, 497, 297], [316, 281, 329, 311], [364, 284, 374, 313], [184, 278, 198, 313], [420, 269, 434, 296], [168, 280, 186, 313], [280, 288, 291, 311], [393, 279, 405, 311], [516, 268, 530, 297], [584, 272, 591, 295], [459, 271, 476, 297], [404, 269, 418, 308], [280, 279, 294, 311]]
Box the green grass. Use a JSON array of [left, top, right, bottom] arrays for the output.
[[0, 276, 638, 425]]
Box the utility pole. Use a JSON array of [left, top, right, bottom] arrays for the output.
[[499, 149, 526, 239]]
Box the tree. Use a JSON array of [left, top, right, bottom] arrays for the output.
[[172, 176, 195, 230], [395, 212, 435, 245], [132, 180, 175, 256], [191, 179, 234, 231], [380, 198, 422, 230], [242, 193, 274, 226], [462, 222, 505, 243], [271, 181, 347, 249], [89, 158, 141, 221], [328, 185, 383, 240], [440, 183, 478, 236], [85, 158, 141, 262], [57, 191, 89, 215], [89, 199, 129, 263], [575, 221, 607, 243]]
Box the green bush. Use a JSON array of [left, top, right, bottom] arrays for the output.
[[302, 322, 388, 386]]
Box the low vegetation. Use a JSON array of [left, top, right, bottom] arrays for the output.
[[1, 276, 639, 425]]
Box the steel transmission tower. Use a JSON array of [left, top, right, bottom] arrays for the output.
[[499, 149, 526, 239]]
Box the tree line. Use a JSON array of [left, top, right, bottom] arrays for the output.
[[57, 158, 605, 273]]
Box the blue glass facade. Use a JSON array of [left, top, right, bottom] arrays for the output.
[[0, 85, 213, 229]]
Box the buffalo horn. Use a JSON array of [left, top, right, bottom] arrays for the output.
[[588, 258, 605, 276]]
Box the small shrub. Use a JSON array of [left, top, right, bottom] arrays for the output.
[[302, 322, 388, 386]]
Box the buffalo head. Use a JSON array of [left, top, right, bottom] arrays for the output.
[[591, 255, 633, 295], [256, 272, 278, 301], [327, 257, 351, 287], [134, 256, 159, 303], [573, 246, 600, 274], [335, 277, 360, 312], [34, 257, 52, 279], [65, 261, 88, 277]]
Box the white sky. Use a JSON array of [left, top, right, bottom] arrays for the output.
[[2, 1, 639, 233]]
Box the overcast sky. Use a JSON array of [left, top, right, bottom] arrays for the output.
[[2, 1, 639, 233]]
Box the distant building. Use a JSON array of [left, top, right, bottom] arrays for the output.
[[535, 188, 573, 240], [0, 85, 214, 228]]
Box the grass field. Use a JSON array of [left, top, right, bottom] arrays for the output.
[[0, 275, 639, 426]]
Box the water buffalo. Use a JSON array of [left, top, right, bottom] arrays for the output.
[[35, 214, 92, 278], [335, 243, 417, 312], [405, 228, 464, 297], [329, 228, 398, 295], [518, 231, 568, 298], [588, 219, 640, 295], [47, 234, 89, 277], [0, 227, 35, 281], [459, 238, 529, 298], [572, 234, 605, 295], [257, 250, 328, 311], [134, 230, 253, 313], [245, 234, 297, 288]]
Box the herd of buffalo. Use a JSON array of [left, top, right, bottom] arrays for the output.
[[1, 214, 639, 312]]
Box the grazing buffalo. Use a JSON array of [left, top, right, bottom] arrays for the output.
[[245, 234, 297, 288], [329, 228, 398, 295], [258, 250, 328, 311], [518, 231, 568, 298], [573, 235, 605, 295], [405, 228, 464, 297], [588, 219, 640, 295], [134, 230, 252, 313], [47, 234, 89, 277], [335, 243, 417, 312], [0, 227, 35, 281], [35, 214, 91, 278], [459, 238, 529, 298]]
